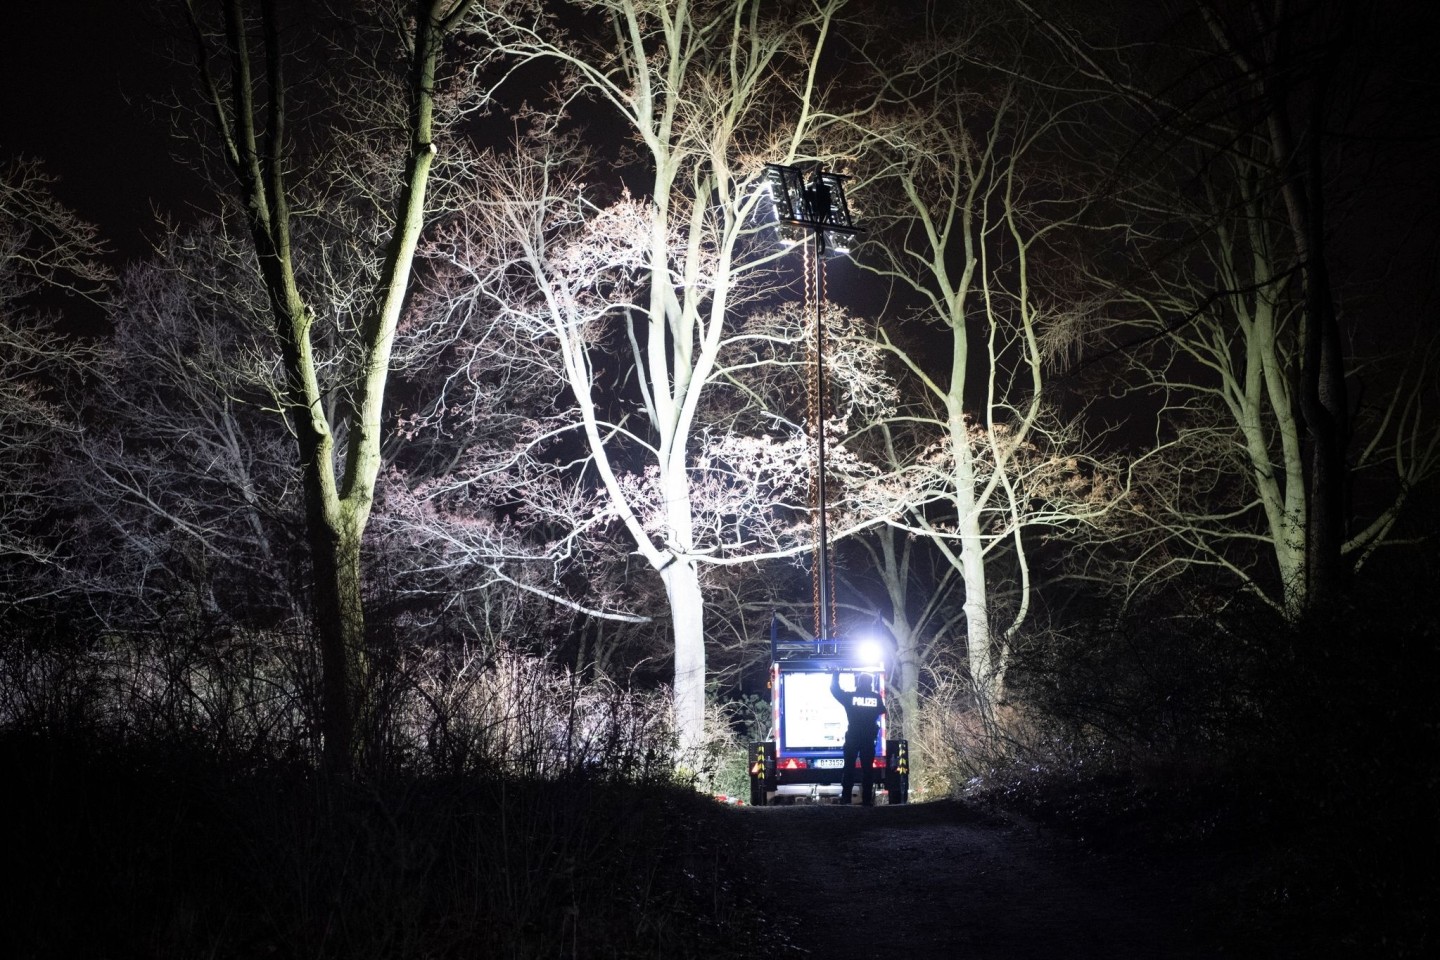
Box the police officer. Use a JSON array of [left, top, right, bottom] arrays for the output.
[[830, 669, 886, 805]]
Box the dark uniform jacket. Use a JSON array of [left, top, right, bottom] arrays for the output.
[[830, 673, 886, 744]]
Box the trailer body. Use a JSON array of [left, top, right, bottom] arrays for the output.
[[748, 632, 908, 804]]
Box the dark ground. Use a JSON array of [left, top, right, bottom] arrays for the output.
[[735, 798, 1226, 959], [721, 764, 1436, 960], [2, 732, 1432, 959]]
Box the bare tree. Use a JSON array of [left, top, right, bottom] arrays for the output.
[[66, 222, 305, 629], [1082, 135, 1439, 617], [836, 18, 1120, 721], [1021, 0, 1440, 617], [1196, 0, 1351, 605], [177, 0, 482, 772], [0, 158, 108, 609], [462, 0, 856, 752], [426, 136, 901, 750]]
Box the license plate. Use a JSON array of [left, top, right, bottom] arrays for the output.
[[813, 758, 843, 769]]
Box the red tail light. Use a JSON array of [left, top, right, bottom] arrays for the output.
[[778, 757, 808, 770], [872, 757, 887, 768]]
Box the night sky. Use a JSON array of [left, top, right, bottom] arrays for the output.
[[3, 4, 201, 263], [7, 0, 1440, 298]]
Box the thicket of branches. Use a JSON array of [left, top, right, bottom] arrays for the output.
[[0, 0, 1435, 824], [3, 5, 1436, 952]]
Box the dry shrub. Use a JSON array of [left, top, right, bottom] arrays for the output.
[[0, 624, 682, 784], [381, 641, 678, 782], [908, 665, 1076, 798], [0, 624, 318, 763]]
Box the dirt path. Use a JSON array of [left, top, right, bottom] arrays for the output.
[[738, 799, 1222, 960]]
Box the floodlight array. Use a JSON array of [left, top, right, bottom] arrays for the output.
[[761, 163, 858, 254]]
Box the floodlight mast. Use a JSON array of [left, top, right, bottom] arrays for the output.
[[761, 163, 860, 642]]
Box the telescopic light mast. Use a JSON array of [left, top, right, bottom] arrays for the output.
[[760, 163, 859, 642]]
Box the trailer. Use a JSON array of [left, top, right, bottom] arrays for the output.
[[748, 626, 909, 805]]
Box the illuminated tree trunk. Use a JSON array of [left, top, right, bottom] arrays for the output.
[[953, 437, 1003, 714], [472, 0, 849, 758], [1200, 0, 1351, 612], [890, 617, 921, 736], [184, 0, 476, 773], [1241, 268, 1309, 618], [661, 559, 707, 757]]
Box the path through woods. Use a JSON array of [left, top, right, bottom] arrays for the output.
[[738, 799, 1227, 959]]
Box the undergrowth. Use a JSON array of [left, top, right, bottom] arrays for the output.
[[0, 626, 765, 959], [3, 732, 761, 960], [911, 587, 1439, 959]]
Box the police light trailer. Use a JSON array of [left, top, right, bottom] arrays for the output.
[[748, 166, 906, 804], [748, 628, 909, 806]]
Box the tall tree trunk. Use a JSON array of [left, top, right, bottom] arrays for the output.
[[1219, 0, 1351, 611], [893, 624, 921, 737], [283, 308, 367, 775], [873, 525, 921, 735], [959, 520, 1000, 719], [1267, 33, 1349, 611], [310, 508, 366, 773], [186, 0, 475, 775], [951, 416, 1004, 720], [662, 559, 707, 757]]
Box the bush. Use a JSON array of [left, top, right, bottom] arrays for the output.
[[917, 583, 1440, 959], [377, 640, 680, 782], [695, 693, 772, 801], [0, 621, 319, 763], [0, 621, 767, 959], [1, 733, 760, 960], [0, 622, 687, 782]]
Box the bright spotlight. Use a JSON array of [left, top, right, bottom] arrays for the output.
[[857, 638, 885, 668]]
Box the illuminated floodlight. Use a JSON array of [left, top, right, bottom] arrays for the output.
[[857, 638, 886, 669], [762, 162, 858, 255]]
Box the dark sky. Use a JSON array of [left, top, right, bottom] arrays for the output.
[[5, 0, 1438, 320], [2, 3, 199, 264]]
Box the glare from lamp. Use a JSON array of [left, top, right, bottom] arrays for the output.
[[857, 638, 885, 668]]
